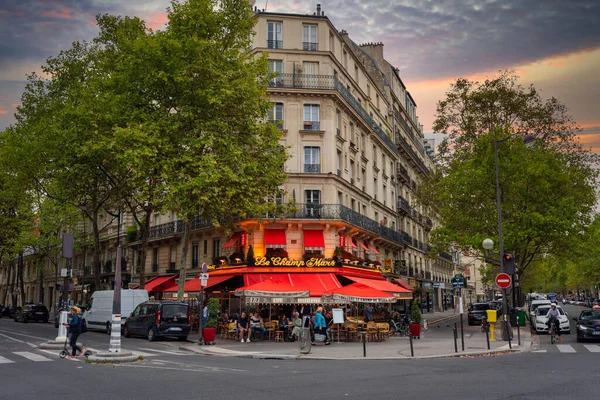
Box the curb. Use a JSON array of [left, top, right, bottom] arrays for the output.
[[86, 351, 140, 363], [428, 314, 461, 326]]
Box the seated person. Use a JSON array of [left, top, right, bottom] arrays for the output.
[[237, 312, 251, 343], [249, 312, 265, 341]]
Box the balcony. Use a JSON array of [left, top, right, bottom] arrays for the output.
[[267, 40, 283, 49], [267, 73, 397, 155], [303, 42, 318, 51], [304, 164, 321, 173], [302, 121, 321, 131], [394, 109, 426, 155], [439, 251, 453, 262], [149, 220, 186, 239], [396, 132, 430, 175], [396, 164, 409, 183], [397, 197, 411, 214], [270, 119, 284, 129]]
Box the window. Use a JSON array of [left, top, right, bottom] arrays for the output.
[[336, 110, 341, 135], [192, 242, 199, 269], [268, 60, 283, 86], [213, 238, 221, 259], [152, 248, 158, 272], [343, 50, 348, 69], [354, 65, 359, 82], [303, 104, 320, 130], [336, 151, 342, 174], [350, 160, 355, 183], [329, 31, 334, 53], [338, 191, 343, 205], [304, 146, 320, 173], [305, 190, 321, 217], [367, 84, 371, 98], [267, 21, 283, 49], [350, 123, 355, 144], [268, 102, 283, 123], [203, 240, 208, 256], [303, 24, 318, 50], [169, 246, 177, 269]]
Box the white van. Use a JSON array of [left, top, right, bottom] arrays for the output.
[[83, 290, 149, 334]]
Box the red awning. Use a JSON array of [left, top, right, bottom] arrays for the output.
[[143, 275, 177, 292], [325, 283, 395, 303], [303, 230, 325, 249], [163, 275, 236, 293], [393, 279, 415, 292], [243, 273, 342, 297], [235, 279, 310, 297], [360, 240, 369, 251], [222, 232, 242, 249], [350, 237, 358, 248], [265, 229, 287, 248], [343, 276, 412, 296]]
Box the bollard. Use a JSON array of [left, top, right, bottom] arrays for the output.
[[362, 332, 367, 358], [489, 322, 496, 341], [409, 331, 414, 357], [506, 323, 512, 349], [453, 323, 458, 353], [485, 323, 490, 350], [517, 323, 521, 346], [460, 313, 465, 351]]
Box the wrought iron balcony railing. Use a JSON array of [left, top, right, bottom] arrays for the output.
[[302, 121, 321, 130], [304, 164, 321, 173], [397, 197, 411, 214], [267, 40, 283, 49], [303, 42, 318, 51]]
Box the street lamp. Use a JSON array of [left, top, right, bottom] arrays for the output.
[[490, 128, 535, 341]]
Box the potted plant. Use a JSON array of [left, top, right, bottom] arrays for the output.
[[409, 299, 422, 339], [202, 298, 220, 345]]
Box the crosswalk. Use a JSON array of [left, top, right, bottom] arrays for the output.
[[533, 343, 600, 354], [0, 351, 54, 364]]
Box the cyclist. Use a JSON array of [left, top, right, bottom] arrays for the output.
[[545, 303, 562, 343]]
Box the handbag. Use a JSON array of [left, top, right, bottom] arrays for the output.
[[314, 333, 326, 342]]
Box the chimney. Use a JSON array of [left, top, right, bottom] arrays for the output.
[[317, 4, 321, 15]]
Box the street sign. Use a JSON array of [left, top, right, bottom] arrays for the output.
[[200, 273, 209, 280], [200, 279, 208, 287], [451, 274, 465, 288], [495, 273, 512, 289], [201, 263, 208, 273]]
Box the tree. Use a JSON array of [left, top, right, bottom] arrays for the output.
[[154, 0, 288, 300], [418, 71, 598, 283]]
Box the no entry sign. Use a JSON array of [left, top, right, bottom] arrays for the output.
[[495, 273, 512, 289]]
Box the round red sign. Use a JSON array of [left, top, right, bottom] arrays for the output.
[[495, 273, 512, 289]]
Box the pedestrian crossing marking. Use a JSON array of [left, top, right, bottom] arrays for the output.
[[13, 351, 53, 362], [583, 344, 600, 353], [556, 345, 576, 353], [0, 356, 15, 364]]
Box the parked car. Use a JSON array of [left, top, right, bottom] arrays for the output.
[[487, 301, 503, 317], [574, 309, 600, 342], [468, 303, 491, 325], [83, 290, 149, 334], [529, 299, 552, 322], [123, 300, 190, 341], [534, 305, 570, 334], [13, 304, 49, 323]]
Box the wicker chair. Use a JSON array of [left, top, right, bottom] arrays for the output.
[[377, 322, 390, 340], [226, 322, 238, 340]]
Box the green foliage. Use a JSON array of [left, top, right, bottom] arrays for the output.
[[246, 245, 255, 266], [126, 225, 139, 243], [417, 71, 598, 281], [205, 298, 220, 329], [410, 299, 422, 324]]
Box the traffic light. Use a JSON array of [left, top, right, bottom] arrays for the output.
[[503, 253, 515, 274]]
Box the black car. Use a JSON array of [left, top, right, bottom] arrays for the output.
[[123, 301, 190, 341], [14, 305, 49, 323], [574, 309, 600, 342], [468, 303, 491, 325]]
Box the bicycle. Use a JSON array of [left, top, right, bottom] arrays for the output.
[[549, 319, 561, 344], [389, 318, 410, 336]]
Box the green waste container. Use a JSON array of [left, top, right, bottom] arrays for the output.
[[517, 309, 526, 326]]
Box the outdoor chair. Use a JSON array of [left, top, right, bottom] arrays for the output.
[[226, 322, 238, 340]]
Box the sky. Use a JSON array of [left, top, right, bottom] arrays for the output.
[[1, 0, 599, 149]]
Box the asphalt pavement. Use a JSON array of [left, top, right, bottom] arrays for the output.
[[1, 308, 600, 400]]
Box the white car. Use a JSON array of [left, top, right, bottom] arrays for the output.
[[529, 299, 552, 322], [535, 305, 570, 334]]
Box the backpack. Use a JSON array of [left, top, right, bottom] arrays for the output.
[[80, 316, 88, 333]]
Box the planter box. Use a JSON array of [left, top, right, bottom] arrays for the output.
[[409, 323, 421, 339], [202, 327, 216, 344]]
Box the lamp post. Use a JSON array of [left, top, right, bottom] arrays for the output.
[[487, 130, 535, 341]]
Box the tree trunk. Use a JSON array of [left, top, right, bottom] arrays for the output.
[[54, 258, 59, 311], [11, 260, 17, 307], [177, 218, 192, 302], [18, 255, 24, 306], [138, 209, 151, 289], [92, 216, 101, 291]]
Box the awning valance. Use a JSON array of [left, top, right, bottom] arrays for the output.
[[303, 230, 325, 250], [343, 275, 412, 299], [350, 237, 358, 248], [242, 273, 342, 297], [223, 232, 242, 249], [364, 240, 380, 255], [324, 283, 396, 303], [265, 229, 287, 248], [144, 275, 177, 292], [163, 275, 237, 293], [235, 278, 310, 298], [359, 240, 369, 251]]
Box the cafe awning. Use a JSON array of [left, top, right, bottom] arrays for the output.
[[365, 241, 381, 255], [324, 283, 396, 303], [235, 278, 310, 298], [143, 275, 177, 292], [393, 279, 415, 292], [223, 232, 242, 248], [243, 273, 342, 297], [342, 275, 412, 299], [359, 240, 369, 251], [163, 275, 237, 293], [265, 229, 287, 248], [303, 230, 325, 250]]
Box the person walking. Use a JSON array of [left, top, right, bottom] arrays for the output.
[[65, 306, 83, 358], [312, 306, 330, 346]]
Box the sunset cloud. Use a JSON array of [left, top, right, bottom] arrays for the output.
[[0, 108, 8, 115]]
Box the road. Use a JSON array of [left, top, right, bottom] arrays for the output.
[[1, 306, 599, 400]]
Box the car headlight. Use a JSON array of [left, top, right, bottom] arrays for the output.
[[578, 325, 590, 331]]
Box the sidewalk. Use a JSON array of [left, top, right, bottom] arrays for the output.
[[181, 322, 532, 360]]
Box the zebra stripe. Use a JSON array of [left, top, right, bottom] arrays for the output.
[[109, 314, 122, 353]]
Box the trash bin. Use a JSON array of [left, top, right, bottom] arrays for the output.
[[517, 309, 526, 326], [509, 309, 518, 327]]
